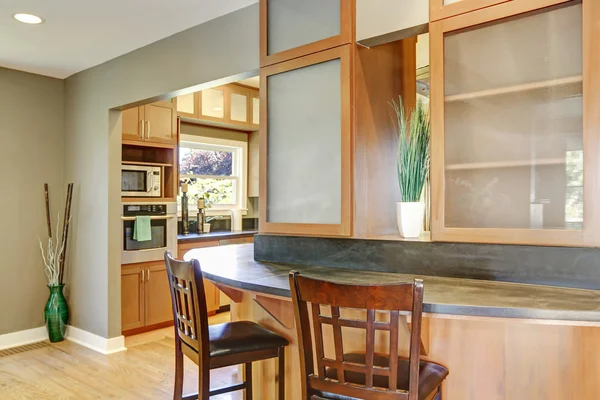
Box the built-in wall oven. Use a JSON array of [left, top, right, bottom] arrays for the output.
[[121, 164, 162, 197], [121, 203, 177, 264]]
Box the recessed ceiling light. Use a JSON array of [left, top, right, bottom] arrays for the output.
[[13, 13, 44, 24]]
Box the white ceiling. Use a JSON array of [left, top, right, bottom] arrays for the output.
[[0, 0, 258, 79]]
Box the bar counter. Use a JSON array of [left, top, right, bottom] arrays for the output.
[[184, 244, 600, 399]]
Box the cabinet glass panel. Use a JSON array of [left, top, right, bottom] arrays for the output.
[[267, 59, 342, 224], [443, 3, 582, 230], [252, 97, 260, 125], [267, 0, 340, 55], [230, 92, 248, 122], [201, 89, 224, 118], [177, 93, 195, 114]]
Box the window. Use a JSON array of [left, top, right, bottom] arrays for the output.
[[179, 134, 248, 214]]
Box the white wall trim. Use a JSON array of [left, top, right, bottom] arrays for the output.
[[66, 325, 127, 355], [0, 326, 48, 351]]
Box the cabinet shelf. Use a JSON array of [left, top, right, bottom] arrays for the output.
[[445, 76, 582, 103], [122, 160, 173, 167], [446, 158, 566, 171]]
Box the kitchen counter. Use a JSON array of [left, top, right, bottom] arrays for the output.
[[184, 243, 600, 323], [177, 230, 256, 243], [184, 243, 600, 399]]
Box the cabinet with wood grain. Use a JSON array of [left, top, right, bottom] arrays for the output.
[[429, 0, 600, 246], [122, 99, 178, 145], [121, 260, 173, 335]]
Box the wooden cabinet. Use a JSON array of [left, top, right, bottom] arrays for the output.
[[178, 240, 221, 313], [177, 84, 259, 131], [121, 261, 173, 334], [144, 263, 173, 326], [429, 0, 510, 21], [260, 0, 354, 67], [248, 130, 260, 197], [430, 0, 600, 246], [251, 93, 260, 129], [260, 45, 353, 237], [121, 265, 145, 331], [122, 99, 177, 145]]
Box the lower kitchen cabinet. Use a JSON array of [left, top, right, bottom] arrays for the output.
[[121, 260, 173, 334]]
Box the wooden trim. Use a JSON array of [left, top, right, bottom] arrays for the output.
[[213, 282, 244, 303], [430, 0, 593, 247], [430, 0, 511, 22], [122, 320, 173, 337], [259, 46, 353, 237], [254, 295, 295, 329], [121, 140, 176, 149], [260, 0, 355, 67]]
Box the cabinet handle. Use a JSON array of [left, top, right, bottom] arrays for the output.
[[140, 120, 145, 139], [141, 269, 145, 283], [146, 121, 151, 138], [147, 269, 150, 281]]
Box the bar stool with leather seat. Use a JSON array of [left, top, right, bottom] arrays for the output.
[[164, 251, 288, 400], [289, 271, 448, 400]]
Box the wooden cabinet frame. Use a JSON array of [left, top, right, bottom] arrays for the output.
[[260, 0, 355, 67], [259, 45, 353, 237], [430, 0, 600, 246], [429, 0, 511, 21]]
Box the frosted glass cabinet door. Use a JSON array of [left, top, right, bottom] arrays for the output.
[[261, 46, 352, 236], [430, 0, 600, 246], [201, 88, 225, 119], [261, 0, 353, 65]]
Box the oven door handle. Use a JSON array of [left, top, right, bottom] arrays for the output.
[[120, 215, 176, 221]]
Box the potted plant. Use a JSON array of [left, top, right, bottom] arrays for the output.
[[391, 97, 430, 238]]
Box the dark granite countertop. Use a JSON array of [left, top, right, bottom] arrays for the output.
[[177, 230, 257, 243], [184, 244, 600, 323]]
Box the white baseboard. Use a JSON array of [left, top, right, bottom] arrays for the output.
[[65, 325, 127, 355], [0, 326, 48, 351]]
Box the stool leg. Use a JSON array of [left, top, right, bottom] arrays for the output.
[[278, 347, 285, 400], [174, 340, 184, 400], [245, 362, 253, 400]]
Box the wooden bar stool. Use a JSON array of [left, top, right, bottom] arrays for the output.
[[289, 271, 448, 400], [164, 251, 288, 400]]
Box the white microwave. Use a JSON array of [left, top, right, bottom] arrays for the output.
[[121, 164, 161, 197]]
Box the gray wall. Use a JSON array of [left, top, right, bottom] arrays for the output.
[[0, 68, 64, 335], [64, 5, 259, 338]]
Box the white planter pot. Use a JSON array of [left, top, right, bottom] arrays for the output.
[[203, 223, 211, 233], [396, 202, 425, 238]]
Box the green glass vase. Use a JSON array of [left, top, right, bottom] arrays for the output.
[[45, 284, 69, 343]]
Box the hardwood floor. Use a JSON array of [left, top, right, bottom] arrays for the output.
[[0, 313, 243, 400]]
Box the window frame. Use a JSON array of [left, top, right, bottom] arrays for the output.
[[179, 133, 248, 217]]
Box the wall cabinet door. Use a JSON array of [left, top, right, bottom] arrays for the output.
[[260, 0, 354, 66], [430, 0, 600, 246], [429, 0, 511, 21], [122, 107, 145, 143], [260, 45, 352, 236], [176, 92, 198, 119], [121, 265, 145, 331], [228, 85, 250, 126], [251, 93, 260, 129], [144, 101, 177, 145], [199, 87, 226, 122], [144, 262, 173, 326]]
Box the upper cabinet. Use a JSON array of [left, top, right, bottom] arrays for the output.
[[260, 0, 354, 66], [430, 0, 511, 21], [260, 46, 353, 237], [122, 99, 178, 146], [430, 0, 600, 246], [176, 84, 259, 131]]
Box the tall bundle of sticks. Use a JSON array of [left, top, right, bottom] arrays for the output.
[[40, 183, 73, 286]]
